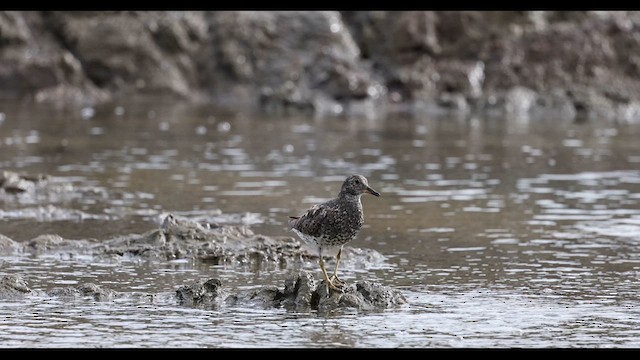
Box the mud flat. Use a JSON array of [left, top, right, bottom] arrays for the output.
[[0, 213, 404, 312]]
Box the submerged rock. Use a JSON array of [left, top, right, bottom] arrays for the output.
[[26, 233, 95, 256], [0, 275, 116, 302], [27, 234, 66, 252], [175, 278, 228, 308], [0, 234, 21, 254], [0, 170, 97, 210], [0, 170, 48, 194], [49, 283, 116, 301], [0, 274, 34, 299]]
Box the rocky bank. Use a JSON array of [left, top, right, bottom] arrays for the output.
[[2, 11, 640, 121]]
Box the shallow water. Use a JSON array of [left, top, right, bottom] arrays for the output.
[[1, 100, 640, 348]]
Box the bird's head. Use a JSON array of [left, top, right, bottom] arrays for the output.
[[341, 174, 380, 197]]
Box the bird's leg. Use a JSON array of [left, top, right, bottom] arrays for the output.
[[329, 246, 345, 286], [319, 247, 343, 292]]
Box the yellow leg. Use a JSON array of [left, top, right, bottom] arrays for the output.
[[319, 247, 343, 292], [330, 246, 345, 285]]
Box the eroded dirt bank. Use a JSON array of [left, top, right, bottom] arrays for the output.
[[2, 11, 640, 121]]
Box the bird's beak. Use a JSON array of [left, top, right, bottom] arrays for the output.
[[365, 186, 381, 197]]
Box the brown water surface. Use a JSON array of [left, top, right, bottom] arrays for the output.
[[1, 101, 640, 347]]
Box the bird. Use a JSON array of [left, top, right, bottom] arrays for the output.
[[288, 174, 380, 292]]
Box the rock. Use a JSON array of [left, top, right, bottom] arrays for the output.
[[76, 283, 116, 301], [0, 170, 45, 194], [48, 286, 84, 298], [344, 11, 640, 121], [479, 86, 539, 118], [315, 279, 408, 312], [0, 274, 33, 299], [27, 234, 65, 251], [44, 11, 208, 99], [24, 234, 94, 258], [49, 283, 116, 301], [226, 286, 282, 308], [208, 11, 380, 112], [277, 270, 318, 311], [175, 278, 227, 308], [0, 11, 108, 104], [0, 171, 83, 206], [0, 11, 31, 45], [178, 271, 407, 312], [0, 234, 21, 254]]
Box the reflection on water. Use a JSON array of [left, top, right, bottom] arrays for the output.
[[1, 100, 640, 347]]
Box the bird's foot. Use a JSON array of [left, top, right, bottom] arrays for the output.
[[326, 281, 344, 293], [329, 274, 345, 286], [324, 277, 345, 293]]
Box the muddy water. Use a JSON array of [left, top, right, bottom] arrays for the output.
[[1, 100, 640, 348]]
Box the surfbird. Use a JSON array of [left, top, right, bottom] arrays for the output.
[[288, 174, 380, 292]]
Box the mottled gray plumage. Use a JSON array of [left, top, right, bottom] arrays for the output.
[[289, 174, 380, 291]]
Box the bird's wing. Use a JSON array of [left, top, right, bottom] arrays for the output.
[[290, 203, 338, 237]]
